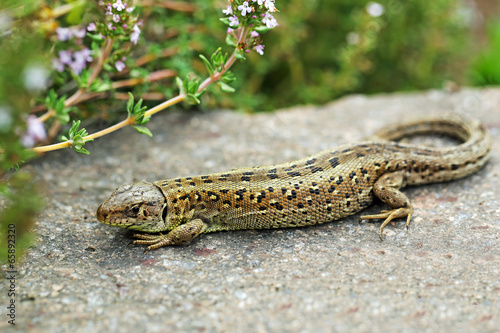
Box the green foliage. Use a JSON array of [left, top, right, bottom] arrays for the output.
[[0, 172, 44, 263], [45, 90, 74, 124], [126, 93, 152, 137], [61, 120, 93, 154], [470, 21, 500, 86], [224, 0, 472, 111], [0, 2, 46, 262], [199, 48, 236, 93]]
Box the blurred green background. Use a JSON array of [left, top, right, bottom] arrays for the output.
[[226, 0, 500, 111], [130, 0, 500, 112]]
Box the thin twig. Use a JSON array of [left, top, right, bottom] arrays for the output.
[[31, 28, 250, 154]]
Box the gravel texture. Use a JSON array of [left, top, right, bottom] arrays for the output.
[[2, 88, 499, 332]]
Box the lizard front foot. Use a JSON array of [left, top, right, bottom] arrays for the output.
[[133, 234, 173, 252], [132, 219, 207, 252]]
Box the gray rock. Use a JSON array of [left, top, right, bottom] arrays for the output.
[[6, 88, 500, 332]]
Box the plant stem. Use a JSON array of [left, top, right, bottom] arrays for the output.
[[31, 28, 250, 154]]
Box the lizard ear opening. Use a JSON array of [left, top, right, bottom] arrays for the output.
[[161, 204, 168, 222]]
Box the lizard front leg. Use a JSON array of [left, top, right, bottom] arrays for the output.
[[360, 170, 413, 239], [133, 219, 207, 252]]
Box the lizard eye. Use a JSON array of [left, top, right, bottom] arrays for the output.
[[130, 205, 140, 215]]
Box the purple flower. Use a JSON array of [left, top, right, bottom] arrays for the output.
[[22, 116, 47, 148], [115, 61, 125, 72], [87, 22, 97, 31], [238, 1, 251, 16], [56, 27, 72, 41], [228, 15, 239, 27], [126, 6, 135, 13], [73, 28, 86, 39], [52, 58, 64, 72], [113, 0, 126, 11], [130, 24, 141, 44], [251, 31, 259, 38], [254, 44, 264, 55], [262, 12, 278, 28], [113, 14, 121, 23], [73, 48, 93, 63], [222, 5, 233, 16], [264, 0, 276, 12], [58, 50, 72, 64], [69, 48, 93, 74]]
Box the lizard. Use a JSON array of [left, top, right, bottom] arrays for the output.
[[96, 113, 492, 251]]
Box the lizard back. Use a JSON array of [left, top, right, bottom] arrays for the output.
[[152, 113, 491, 233]]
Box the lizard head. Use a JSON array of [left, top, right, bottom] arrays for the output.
[[96, 182, 167, 232]]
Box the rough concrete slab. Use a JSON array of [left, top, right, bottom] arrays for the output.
[[2, 88, 499, 332]]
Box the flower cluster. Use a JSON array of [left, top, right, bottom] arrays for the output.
[[52, 0, 142, 75], [222, 0, 279, 55], [89, 0, 142, 71], [96, 0, 141, 45], [52, 26, 93, 75]]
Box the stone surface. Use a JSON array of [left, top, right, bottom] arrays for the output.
[[2, 88, 500, 332]]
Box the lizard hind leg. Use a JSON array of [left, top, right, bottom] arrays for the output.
[[359, 170, 414, 239]]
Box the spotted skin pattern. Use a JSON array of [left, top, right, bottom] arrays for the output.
[[97, 114, 491, 251]]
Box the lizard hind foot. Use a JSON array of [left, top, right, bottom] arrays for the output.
[[360, 207, 413, 240]]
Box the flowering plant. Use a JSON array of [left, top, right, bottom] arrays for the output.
[[7, 0, 279, 157]]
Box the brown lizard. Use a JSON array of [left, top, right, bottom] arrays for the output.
[[96, 113, 491, 251]]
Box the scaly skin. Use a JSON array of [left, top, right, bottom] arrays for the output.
[[96, 113, 491, 251]]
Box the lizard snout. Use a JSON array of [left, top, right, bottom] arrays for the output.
[[96, 204, 107, 223]]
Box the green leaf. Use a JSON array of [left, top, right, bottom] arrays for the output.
[[219, 17, 231, 26], [133, 98, 146, 115], [133, 125, 153, 137], [183, 76, 189, 93], [221, 71, 236, 83], [73, 135, 85, 150], [90, 80, 112, 92], [74, 147, 90, 155], [175, 76, 185, 94], [234, 49, 247, 61], [199, 54, 214, 75], [211, 47, 222, 64], [45, 89, 58, 108], [66, 0, 85, 25], [103, 63, 113, 72], [225, 33, 237, 47], [254, 26, 274, 33], [56, 113, 70, 124], [88, 33, 105, 41], [187, 78, 200, 95], [78, 68, 91, 88], [135, 115, 151, 125], [62, 120, 92, 154], [55, 98, 65, 113], [218, 82, 235, 93], [185, 94, 201, 105], [126, 92, 134, 116]]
